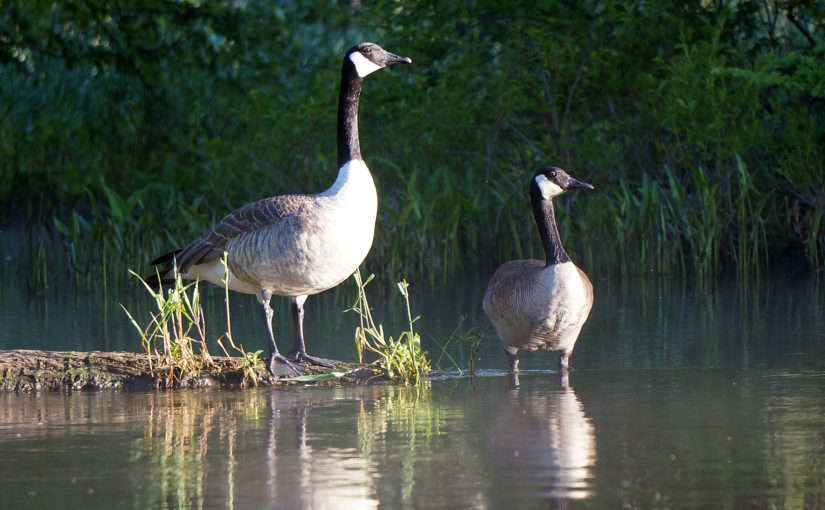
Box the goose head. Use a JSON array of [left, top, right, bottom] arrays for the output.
[[346, 42, 412, 78], [532, 167, 594, 201]]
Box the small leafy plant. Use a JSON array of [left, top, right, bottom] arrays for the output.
[[122, 253, 264, 387], [122, 264, 214, 387], [431, 315, 490, 377], [348, 269, 430, 385]]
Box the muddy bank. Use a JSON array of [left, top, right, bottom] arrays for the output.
[[0, 349, 385, 392]]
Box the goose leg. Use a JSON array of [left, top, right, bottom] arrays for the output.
[[257, 290, 302, 376], [286, 297, 304, 358], [288, 295, 338, 368], [559, 352, 569, 371], [504, 351, 518, 374], [507, 351, 520, 373]]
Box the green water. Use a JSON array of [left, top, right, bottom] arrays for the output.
[[1, 270, 824, 508], [2, 270, 822, 371], [1, 370, 824, 508]]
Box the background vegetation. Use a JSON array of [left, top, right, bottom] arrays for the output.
[[1, 0, 823, 288]]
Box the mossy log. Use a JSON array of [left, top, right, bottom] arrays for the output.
[[0, 349, 384, 392]]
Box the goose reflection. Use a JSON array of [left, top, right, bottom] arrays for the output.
[[488, 378, 596, 503], [128, 388, 379, 509], [260, 389, 379, 509]]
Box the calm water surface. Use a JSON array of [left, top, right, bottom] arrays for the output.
[[2, 270, 824, 371], [1, 266, 824, 508], [2, 371, 825, 508]]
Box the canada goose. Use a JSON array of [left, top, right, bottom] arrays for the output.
[[482, 167, 594, 373], [146, 43, 411, 376]]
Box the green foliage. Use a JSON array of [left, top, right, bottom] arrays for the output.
[[2, 1, 824, 284], [348, 269, 431, 385], [430, 315, 489, 376], [122, 254, 264, 387], [122, 267, 215, 387]]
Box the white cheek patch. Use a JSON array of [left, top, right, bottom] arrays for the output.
[[349, 51, 382, 77], [535, 174, 564, 199]]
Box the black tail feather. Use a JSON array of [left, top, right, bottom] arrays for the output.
[[150, 250, 180, 266], [144, 250, 181, 290], [143, 268, 175, 290]]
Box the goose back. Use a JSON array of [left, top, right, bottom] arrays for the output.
[[168, 159, 377, 297]]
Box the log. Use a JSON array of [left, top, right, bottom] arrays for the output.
[[0, 349, 384, 392]]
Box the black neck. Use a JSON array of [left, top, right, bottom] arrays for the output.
[[337, 62, 364, 168], [530, 185, 571, 266]]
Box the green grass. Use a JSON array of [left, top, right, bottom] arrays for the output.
[[121, 267, 215, 388], [121, 254, 266, 387], [430, 316, 489, 377], [348, 269, 431, 385], [121, 262, 439, 386]]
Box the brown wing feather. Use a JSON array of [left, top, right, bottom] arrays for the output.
[[482, 259, 544, 319], [163, 194, 312, 273]]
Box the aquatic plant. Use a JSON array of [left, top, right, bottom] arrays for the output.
[[348, 269, 431, 386], [213, 257, 266, 386], [429, 315, 490, 377], [121, 264, 215, 387], [121, 253, 275, 387]]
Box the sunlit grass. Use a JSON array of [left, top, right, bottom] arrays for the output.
[[121, 254, 265, 387], [430, 316, 489, 377], [348, 269, 431, 386], [121, 265, 215, 388]]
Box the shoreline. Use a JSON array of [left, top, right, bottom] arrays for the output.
[[0, 349, 384, 392]]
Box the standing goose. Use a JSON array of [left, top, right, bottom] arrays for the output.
[[482, 167, 594, 374], [146, 43, 412, 376]]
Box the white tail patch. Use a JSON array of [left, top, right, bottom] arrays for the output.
[[349, 51, 382, 78], [184, 259, 258, 295], [535, 174, 564, 199]]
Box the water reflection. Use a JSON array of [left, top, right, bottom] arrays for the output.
[[578, 274, 825, 371], [259, 391, 379, 509], [3, 371, 825, 508], [488, 376, 596, 504], [0, 380, 599, 508]]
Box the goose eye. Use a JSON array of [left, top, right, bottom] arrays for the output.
[[549, 171, 556, 178]]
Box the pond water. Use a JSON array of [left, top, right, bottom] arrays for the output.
[[1, 370, 824, 508], [2, 266, 823, 372], [1, 266, 825, 508]]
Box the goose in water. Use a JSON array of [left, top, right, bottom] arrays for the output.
[[482, 167, 594, 374], [146, 43, 411, 376]]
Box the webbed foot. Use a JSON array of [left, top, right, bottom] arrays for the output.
[[292, 353, 340, 368], [268, 353, 304, 377]]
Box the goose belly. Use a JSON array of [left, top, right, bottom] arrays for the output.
[[226, 192, 377, 297], [182, 259, 260, 294], [485, 261, 591, 355]]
